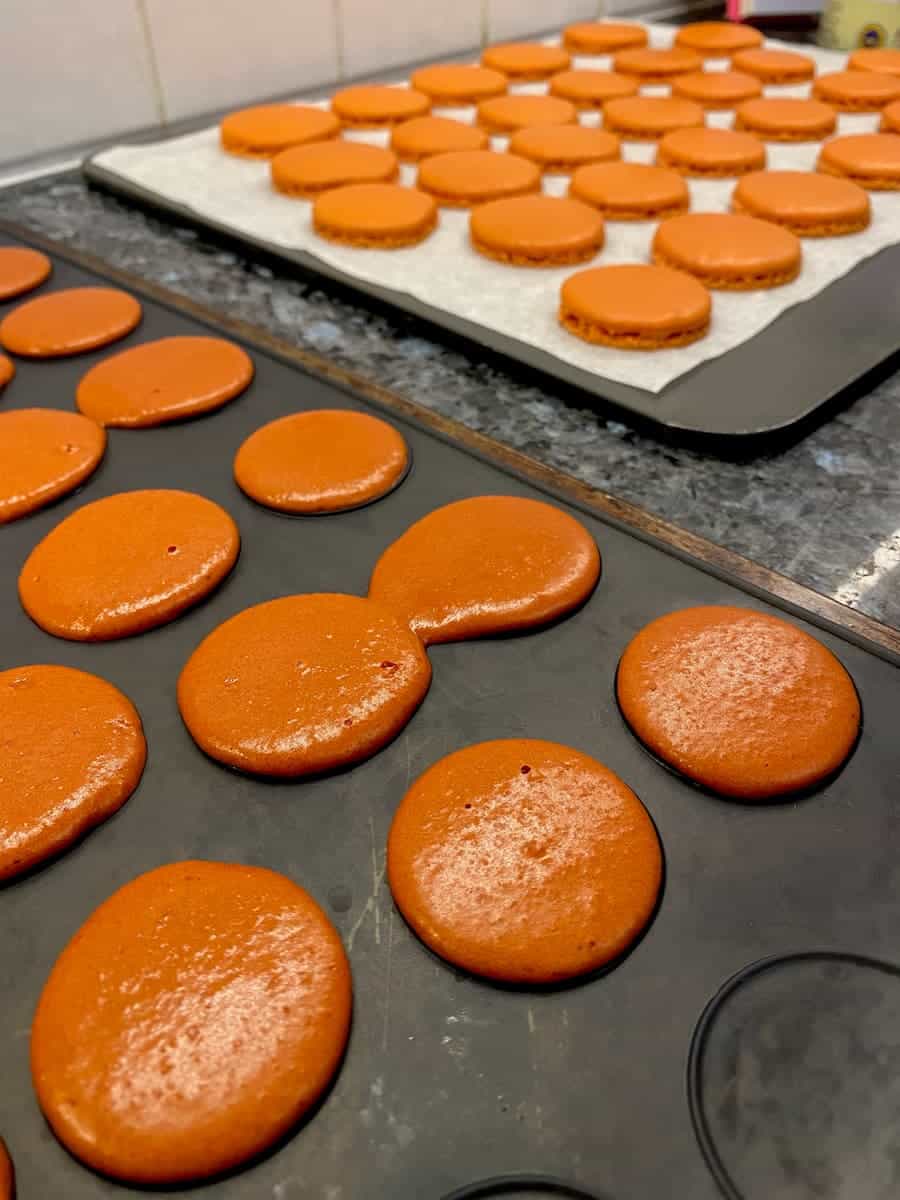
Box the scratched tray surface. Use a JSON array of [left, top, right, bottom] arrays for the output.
[[1, 230, 899, 1200]]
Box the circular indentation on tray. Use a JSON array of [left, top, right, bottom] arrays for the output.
[[441, 1175, 605, 1199], [689, 952, 900, 1200]]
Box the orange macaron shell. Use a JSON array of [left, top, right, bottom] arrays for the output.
[[0, 246, 52, 300], [410, 63, 508, 104], [31, 861, 352, 1184], [549, 69, 639, 108], [734, 97, 837, 141], [76, 335, 254, 427], [469, 194, 604, 266], [613, 46, 703, 81], [674, 20, 763, 56], [559, 263, 711, 349], [220, 104, 340, 157], [331, 85, 430, 128], [313, 183, 438, 248], [234, 408, 409, 513], [731, 47, 816, 84], [671, 70, 763, 109], [817, 132, 900, 190], [368, 495, 600, 645], [272, 141, 399, 198], [481, 41, 571, 81], [569, 161, 690, 220], [849, 47, 900, 78], [732, 169, 871, 235], [0, 287, 141, 358], [388, 739, 663, 983], [656, 127, 766, 177], [616, 605, 860, 798], [881, 99, 900, 133], [509, 124, 621, 172], [391, 116, 488, 162], [477, 93, 577, 134], [177, 593, 431, 776], [604, 96, 705, 140], [653, 211, 801, 289], [19, 489, 240, 640], [563, 21, 648, 54], [0, 354, 13, 389], [417, 150, 541, 207], [0, 408, 105, 523], [0, 664, 146, 881], [813, 69, 900, 111]]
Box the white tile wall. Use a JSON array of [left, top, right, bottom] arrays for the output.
[[486, 0, 600, 41], [0, 0, 697, 169], [339, 0, 482, 78], [0, 0, 159, 165], [145, 0, 339, 123]]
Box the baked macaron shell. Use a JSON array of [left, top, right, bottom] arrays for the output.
[[560, 263, 711, 349], [812, 69, 900, 111], [734, 97, 837, 141], [657, 127, 766, 176], [652, 211, 802, 289], [563, 21, 648, 54], [569, 161, 690, 220], [816, 132, 900, 189], [470, 194, 604, 266], [604, 96, 706, 140], [509, 125, 621, 172], [391, 116, 488, 162], [313, 183, 438, 247], [732, 169, 871, 235], [674, 20, 763, 56], [220, 104, 340, 157], [671, 70, 763, 109]]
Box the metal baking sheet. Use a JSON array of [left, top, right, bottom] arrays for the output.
[[2, 223, 900, 1200], [82, 151, 900, 448]]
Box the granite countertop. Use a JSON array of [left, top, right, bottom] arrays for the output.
[[2, 171, 898, 630]]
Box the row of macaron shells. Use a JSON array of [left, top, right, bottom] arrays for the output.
[[216, 24, 900, 349]]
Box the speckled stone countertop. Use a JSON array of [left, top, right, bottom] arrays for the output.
[[2, 171, 899, 629]]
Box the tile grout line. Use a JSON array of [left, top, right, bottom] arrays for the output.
[[134, 0, 168, 127], [333, 0, 347, 81]]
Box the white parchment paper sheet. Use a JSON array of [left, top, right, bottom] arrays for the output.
[[93, 24, 900, 394]]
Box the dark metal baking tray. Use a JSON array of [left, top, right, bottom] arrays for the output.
[[2, 220, 899, 1200], [82, 153, 900, 449]]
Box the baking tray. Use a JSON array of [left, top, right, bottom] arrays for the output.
[[2, 219, 899, 1200], [82, 137, 900, 450]]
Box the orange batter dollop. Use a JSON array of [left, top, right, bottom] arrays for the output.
[[76, 336, 254, 427], [31, 861, 352, 1184], [178, 593, 431, 776], [234, 409, 409, 513], [19, 489, 239, 640], [388, 739, 662, 982], [0, 408, 105, 524], [0, 665, 146, 881], [368, 495, 600, 645], [617, 605, 861, 798], [0, 246, 51, 300], [0, 287, 141, 357]]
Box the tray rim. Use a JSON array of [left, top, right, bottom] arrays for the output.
[[2, 214, 898, 664]]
